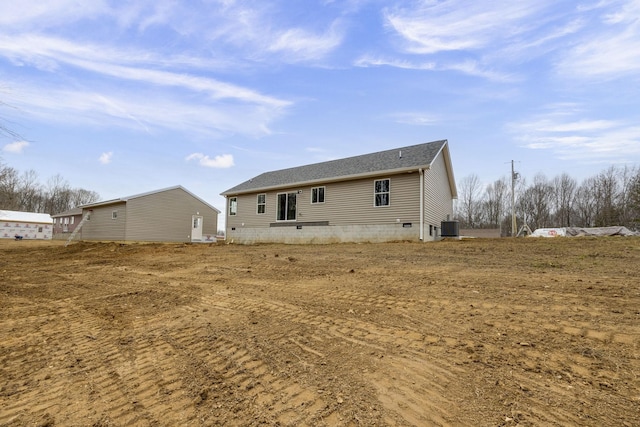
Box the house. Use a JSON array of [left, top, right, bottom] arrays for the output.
[[51, 207, 84, 239], [221, 140, 457, 244], [0, 210, 53, 240], [77, 186, 220, 243]]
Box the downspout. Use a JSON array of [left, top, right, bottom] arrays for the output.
[[419, 168, 424, 241]]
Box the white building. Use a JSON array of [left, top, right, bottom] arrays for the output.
[[0, 210, 53, 240]]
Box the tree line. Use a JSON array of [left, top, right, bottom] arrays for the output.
[[1, 159, 100, 215], [455, 165, 640, 235]]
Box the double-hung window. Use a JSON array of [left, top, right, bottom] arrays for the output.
[[311, 187, 325, 204], [277, 192, 297, 221], [257, 194, 266, 214], [374, 179, 390, 207], [229, 197, 237, 216]]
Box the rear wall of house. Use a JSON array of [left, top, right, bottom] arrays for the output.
[[226, 172, 422, 243]]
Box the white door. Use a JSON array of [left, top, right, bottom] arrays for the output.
[[191, 215, 203, 241]]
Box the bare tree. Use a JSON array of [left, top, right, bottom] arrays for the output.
[[551, 173, 577, 227], [593, 166, 621, 226], [483, 177, 509, 229], [518, 173, 553, 230], [18, 169, 43, 212], [70, 188, 100, 208], [456, 174, 484, 228], [573, 177, 597, 227], [0, 160, 20, 210], [629, 168, 640, 230], [45, 174, 72, 214], [617, 165, 639, 228]]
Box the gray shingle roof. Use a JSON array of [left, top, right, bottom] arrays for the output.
[[222, 140, 448, 195], [81, 185, 220, 213]]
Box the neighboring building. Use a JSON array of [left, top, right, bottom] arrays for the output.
[[77, 186, 220, 243], [51, 207, 84, 239], [221, 140, 457, 244], [0, 210, 53, 240]]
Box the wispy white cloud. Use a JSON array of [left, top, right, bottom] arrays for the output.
[[2, 140, 29, 153], [555, 0, 640, 79], [0, 1, 109, 29], [354, 55, 514, 82], [508, 106, 640, 162], [354, 55, 435, 70], [99, 151, 113, 164], [383, 1, 549, 55], [0, 34, 289, 109], [267, 24, 344, 62], [4, 78, 282, 138], [186, 153, 235, 168], [389, 112, 440, 126]]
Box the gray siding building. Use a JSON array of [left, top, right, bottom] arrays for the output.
[[221, 140, 457, 244], [78, 186, 220, 243]]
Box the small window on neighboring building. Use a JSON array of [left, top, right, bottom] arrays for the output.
[[374, 179, 390, 207], [257, 194, 266, 214], [311, 187, 325, 204], [71, 216, 75, 225], [38, 227, 43, 233], [112, 210, 118, 220], [229, 197, 238, 216], [64, 217, 69, 225]]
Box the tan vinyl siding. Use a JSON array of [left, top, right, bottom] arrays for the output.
[[423, 154, 454, 229], [82, 188, 218, 242], [125, 188, 218, 241], [226, 172, 421, 229], [82, 202, 127, 240]]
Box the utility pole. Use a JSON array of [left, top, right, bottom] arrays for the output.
[[511, 160, 519, 237]]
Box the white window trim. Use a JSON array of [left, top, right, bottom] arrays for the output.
[[311, 186, 325, 204], [374, 178, 391, 207], [229, 197, 237, 216], [112, 210, 118, 220], [257, 193, 266, 214], [276, 192, 297, 221]]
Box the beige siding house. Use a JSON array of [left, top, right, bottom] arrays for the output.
[[78, 186, 220, 243], [221, 140, 457, 244]]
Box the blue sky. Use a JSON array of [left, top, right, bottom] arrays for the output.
[[1, 0, 640, 223]]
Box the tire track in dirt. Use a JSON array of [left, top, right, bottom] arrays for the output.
[[159, 316, 335, 426], [1, 297, 200, 426], [198, 290, 466, 426], [319, 288, 639, 347], [0, 301, 80, 426]]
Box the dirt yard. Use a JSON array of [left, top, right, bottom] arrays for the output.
[[0, 237, 638, 426]]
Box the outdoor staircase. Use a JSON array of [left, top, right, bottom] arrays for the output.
[[64, 210, 92, 247]]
